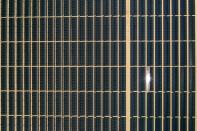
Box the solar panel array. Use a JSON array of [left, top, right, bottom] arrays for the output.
[[129, 0, 196, 131], [0, 0, 196, 131], [1, 0, 126, 130]]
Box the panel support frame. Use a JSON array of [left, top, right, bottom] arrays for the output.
[[126, 0, 130, 131]]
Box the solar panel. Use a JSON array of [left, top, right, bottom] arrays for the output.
[[0, 0, 196, 131], [129, 0, 196, 131]]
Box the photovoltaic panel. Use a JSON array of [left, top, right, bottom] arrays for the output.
[[0, 0, 196, 131], [130, 0, 196, 131], [1, 0, 126, 130]]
